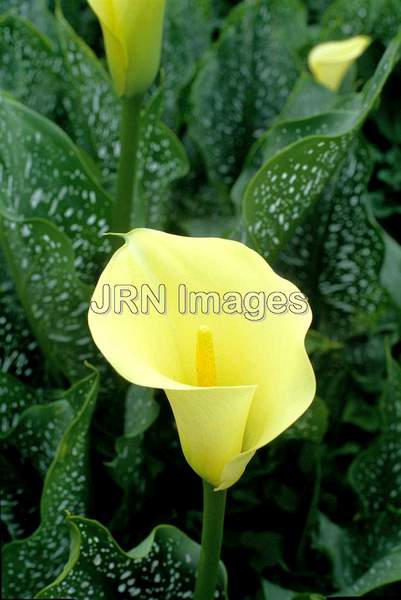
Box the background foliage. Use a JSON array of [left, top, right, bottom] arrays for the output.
[[0, 0, 400, 598]]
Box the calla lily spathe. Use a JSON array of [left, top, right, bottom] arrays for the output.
[[308, 35, 371, 91], [88, 0, 166, 97], [88, 230, 316, 490]]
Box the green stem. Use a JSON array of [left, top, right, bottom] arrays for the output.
[[112, 94, 144, 233], [194, 481, 227, 600]]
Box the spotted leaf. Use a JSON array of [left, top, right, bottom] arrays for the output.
[[316, 511, 401, 594], [243, 31, 401, 271], [0, 217, 96, 382], [322, 0, 401, 44], [0, 0, 55, 38], [0, 93, 113, 284], [350, 352, 401, 513], [37, 516, 227, 600], [2, 368, 99, 599], [276, 140, 387, 334], [0, 15, 61, 118], [162, 0, 212, 128], [189, 0, 307, 189], [0, 252, 42, 382]]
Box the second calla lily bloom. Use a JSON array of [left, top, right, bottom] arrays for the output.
[[88, 230, 316, 489], [308, 35, 371, 91], [88, 0, 166, 97]]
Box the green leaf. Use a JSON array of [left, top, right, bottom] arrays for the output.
[[189, 0, 307, 189], [2, 368, 99, 599], [0, 242, 45, 382], [3, 398, 74, 478], [322, 0, 401, 44], [306, 330, 343, 355], [349, 351, 401, 513], [162, 0, 212, 128], [134, 92, 190, 229], [0, 371, 87, 540], [262, 580, 295, 600], [107, 385, 160, 532], [243, 31, 401, 263], [0, 15, 61, 118], [0, 370, 44, 436], [282, 397, 328, 443], [303, 0, 332, 22], [37, 516, 227, 599], [277, 140, 387, 334], [381, 349, 401, 431], [349, 432, 401, 512], [342, 393, 380, 432], [0, 0, 55, 38], [0, 450, 41, 540], [335, 546, 401, 596], [0, 216, 97, 381], [262, 580, 324, 600], [316, 511, 401, 590], [279, 73, 338, 121], [241, 530, 285, 571], [54, 8, 120, 184], [381, 231, 401, 309], [0, 93, 113, 284], [109, 386, 159, 491]]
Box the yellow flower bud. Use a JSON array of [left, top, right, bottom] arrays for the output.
[[88, 0, 166, 97], [88, 230, 316, 489], [308, 35, 371, 91]]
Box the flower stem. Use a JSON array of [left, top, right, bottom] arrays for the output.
[[194, 480, 227, 600], [112, 94, 144, 233]]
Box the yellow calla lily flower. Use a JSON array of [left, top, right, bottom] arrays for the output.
[[88, 230, 316, 490], [87, 0, 166, 97], [308, 35, 371, 91]]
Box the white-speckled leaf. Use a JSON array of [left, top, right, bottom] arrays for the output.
[[189, 0, 307, 189], [135, 92, 189, 228], [0, 0, 55, 37], [335, 546, 401, 596], [350, 352, 401, 513], [55, 9, 120, 184], [55, 12, 189, 228], [37, 516, 227, 599], [2, 369, 98, 599], [0, 371, 44, 437], [0, 93, 113, 283], [3, 400, 74, 478], [316, 511, 401, 594], [276, 140, 387, 334], [0, 15, 61, 117], [243, 31, 401, 262], [350, 433, 401, 513], [322, 0, 401, 43], [0, 217, 96, 381], [0, 372, 89, 540], [0, 254, 43, 382], [0, 86, 113, 382], [162, 0, 212, 128]]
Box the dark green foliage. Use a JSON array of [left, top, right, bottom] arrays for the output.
[[0, 1, 400, 599]]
